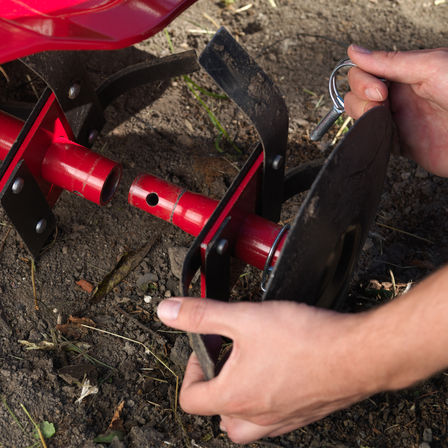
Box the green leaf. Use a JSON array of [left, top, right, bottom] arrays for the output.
[[40, 421, 56, 439], [93, 430, 124, 443]]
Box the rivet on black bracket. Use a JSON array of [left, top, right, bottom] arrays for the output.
[[0, 160, 56, 259]]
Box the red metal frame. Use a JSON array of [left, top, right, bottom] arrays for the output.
[[0, 0, 289, 285], [0, 95, 121, 206], [0, 0, 198, 64], [129, 169, 288, 282]]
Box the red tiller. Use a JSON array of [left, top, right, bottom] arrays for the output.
[[0, 94, 121, 206], [129, 172, 288, 272]]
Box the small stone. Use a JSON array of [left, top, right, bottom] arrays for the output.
[[62, 246, 68, 255], [168, 247, 189, 279], [143, 295, 152, 303], [109, 437, 125, 448], [362, 238, 373, 251], [295, 118, 310, 127], [136, 272, 158, 292], [164, 290, 172, 298], [423, 428, 433, 443], [415, 166, 429, 178], [177, 134, 194, 148], [170, 335, 191, 368]]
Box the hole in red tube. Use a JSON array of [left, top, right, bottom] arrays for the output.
[[146, 193, 159, 207]]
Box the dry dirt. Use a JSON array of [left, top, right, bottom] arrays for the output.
[[0, 1, 448, 447]]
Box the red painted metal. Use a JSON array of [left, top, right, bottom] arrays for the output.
[[41, 141, 122, 205], [0, 97, 121, 206], [0, 0, 198, 64], [129, 174, 216, 236], [128, 172, 288, 272]]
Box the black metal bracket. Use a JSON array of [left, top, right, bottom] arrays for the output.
[[0, 160, 56, 259], [199, 27, 288, 222], [97, 50, 200, 110], [204, 216, 232, 301], [20, 50, 200, 147], [21, 51, 105, 147], [263, 106, 394, 308]]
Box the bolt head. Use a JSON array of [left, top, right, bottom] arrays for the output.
[[216, 239, 229, 255], [68, 83, 81, 100], [272, 155, 284, 170], [88, 130, 98, 145], [11, 177, 24, 194], [35, 218, 47, 235]]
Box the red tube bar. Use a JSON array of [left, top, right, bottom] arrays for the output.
[[129, 173, 288, 271], [42, 141, 121, 205], [0, 110, 121, 205]]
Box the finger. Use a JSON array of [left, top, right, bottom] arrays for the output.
[[347, 66, 388, 102], [157, 297, 245, 338], [179, 352, 224, 415], [221, 416, 281, 445], [347, 44, 441, 84], [182, 352, 206, 387], [343, 91, 380, 119]]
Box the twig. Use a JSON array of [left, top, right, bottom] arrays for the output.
[[0, 65, 9, 82], [331, 116, 352, 145], [112, 305, 167, 348], [20, 404, 47, 448], [202, 12, 219, 29], [376, 222, 434, 244], [81, 324, 179, 414], [389, 269, 397, 297], [235, 4, 253, 13], [31, 259, 38, 311]]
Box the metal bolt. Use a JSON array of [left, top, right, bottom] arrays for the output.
[[88, 130, 98, 145], [272, 155, 284, 170], [216, 239, 229, 255], [35, 218, 47, 234], [68, 83, 81, 100], [11, 177, 24, 194]]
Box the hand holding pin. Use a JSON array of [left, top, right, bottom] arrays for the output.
[[310, 58, 356, 141]]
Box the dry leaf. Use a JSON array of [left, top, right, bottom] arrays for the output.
[[76, 279, 94, 293], [108, 400, 125, 431], [56, 316, 96, 338], [91, 236, 159, 304]]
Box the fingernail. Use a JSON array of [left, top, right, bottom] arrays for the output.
[[157, 299, 181, 321], [351, 44, 372, 54], [365, 87, 384, 101]]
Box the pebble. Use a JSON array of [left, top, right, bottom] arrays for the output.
[[143, 295, 152, 303], [164, 290, 172, 298], [168, 246, 189, 279], [415, 166, 429, 178], [423, 428, 433, 443]]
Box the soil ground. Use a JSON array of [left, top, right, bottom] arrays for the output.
[[1, 1, 448, 447]]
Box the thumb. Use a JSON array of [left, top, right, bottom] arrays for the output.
[[157, 297, 238, 338], [348, 44, 434, 84]]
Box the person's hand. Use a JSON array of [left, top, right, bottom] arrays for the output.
[[156, 298, 379, 444], [344, 45, 448, 177]]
